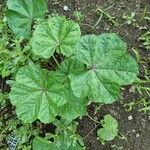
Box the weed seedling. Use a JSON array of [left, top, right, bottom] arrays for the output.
[[123, 12, 136, 25]]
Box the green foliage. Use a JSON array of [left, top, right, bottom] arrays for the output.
[[97, 114, 118, 144], [0, 117, 39, 149], [123, 12, 136, 24], [33, 120, 85, 150], [124, 67, 150, 113], [73, 10, 85, 23], [9, 63, 67, 123], [6, 0, 47, 39], [0, 14, 31, 77], [70, 34, 138, 103], [31, 15, 81, 58], [0, 0, 140, 149], [15, 125, 39, 149], [33, 132, 84, 150], [9, 60, 88, 123], [54, 58, 88, 122], [0, 90, 8, 107], [139, 31, 150, 50], [0, 37, 31, 77]]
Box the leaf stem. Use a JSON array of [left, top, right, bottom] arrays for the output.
[[87, 114, 100, 124], [52, 55, 59, 66]]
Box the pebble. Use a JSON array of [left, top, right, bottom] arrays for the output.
[[132, 129, 136, 133], [136, 133, 140, 138], [128, 115, 133, 120], [63, 5, 69, 11]]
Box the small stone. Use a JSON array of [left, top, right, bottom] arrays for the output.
[[128, 115, 133, 120], [63, 5, 69, 11], [132, 129, 136, 133], [136, 133, 140, 138]]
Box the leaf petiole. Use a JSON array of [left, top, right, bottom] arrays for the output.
[[52, 55, 59, 66]]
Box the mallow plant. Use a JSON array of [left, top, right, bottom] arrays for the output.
[[5, 0, 139, 148]]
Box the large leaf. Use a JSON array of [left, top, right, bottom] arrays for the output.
[[54, 59, 87, 121], [97, 114, 118, 143], [70, 33, 139, 104], [9, 64, 67, 123], [6, 0, 47, 39], [33, 132, 84, 150], [31, 16, 81, 58]]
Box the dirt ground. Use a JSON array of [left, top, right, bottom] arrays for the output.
[[0, 0, 150, 150], [47, 0, 150, 150]]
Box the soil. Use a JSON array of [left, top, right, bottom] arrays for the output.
[[0, 0, 150, 150]]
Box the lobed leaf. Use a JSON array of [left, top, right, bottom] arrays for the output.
[[31, 16, 81, 58], [70, 33, 139, 104], [9, 63, 67, 123], [6, 0, 47, 38], [97, 114, 118, 143]]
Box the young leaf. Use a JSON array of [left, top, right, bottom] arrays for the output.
[[70, 33, 139, 104], [97, 114, 118, 143], [9, 64, 67, 123], [33, 132, 84, 150], [31, 16, 81, 58], [6, 0, 47, 39], [54, 59, 87, 121]]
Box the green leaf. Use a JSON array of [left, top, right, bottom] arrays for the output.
[[54, 59, 87, 121], [9, 63, 67, 123], [58, 90, 87, 122], [6, 0, 47, 39], [33, 132, 84, 150], [33, 137, 53, 150], [54, 58, 85, 88], [70, 33, 138, 104], [31, 16, 81, 58], [97, 114, 118, 143]]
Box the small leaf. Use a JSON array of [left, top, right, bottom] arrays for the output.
[[70, 33, 139, 104], [9, 64, 67, 123], [6, 0, 47, 38], [97, 114, 118, 143], [31, 16, 81, 58]]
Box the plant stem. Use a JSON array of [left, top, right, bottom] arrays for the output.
[[52, 55, 59, 66], [97, 8, 118, 26], [84, 124, 99, 138], [87, 114, 100, 124]]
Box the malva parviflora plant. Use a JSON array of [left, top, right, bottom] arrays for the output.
[[1, 0, 139, 149]]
